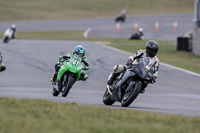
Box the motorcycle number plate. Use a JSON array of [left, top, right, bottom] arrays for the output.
[[72, 60, 78, 66]]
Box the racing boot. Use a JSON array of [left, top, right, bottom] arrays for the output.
[[51, 73, 57, 84], [107, 77, 114, 85], [107, 73, 119, 85], [51, 62, 61, 83]]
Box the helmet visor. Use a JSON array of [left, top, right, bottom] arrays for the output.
[[78, 53, 84, 57]]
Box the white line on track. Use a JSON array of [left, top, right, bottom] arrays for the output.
[[83, 28, 92, 38]]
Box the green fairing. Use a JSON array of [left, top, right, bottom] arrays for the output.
[[57, 55, 83, 82], [60, 53, 90, 70]]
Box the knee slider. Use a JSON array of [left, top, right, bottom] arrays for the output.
[[113, 65, 118, 72], [84, 75, 88, 80]]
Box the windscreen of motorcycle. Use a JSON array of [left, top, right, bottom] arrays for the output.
[[71, 54, 82, 62], [132, 57, 154, 80]]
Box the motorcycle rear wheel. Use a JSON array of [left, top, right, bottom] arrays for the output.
[[121, 83, 141, 107], [103, 89, 115, 105], [61, 75, 74, 97]]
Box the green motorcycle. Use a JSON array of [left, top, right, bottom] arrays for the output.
[[52, 54, 84, 97]]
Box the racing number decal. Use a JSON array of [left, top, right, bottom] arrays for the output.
[[72, 60, 78, 66]]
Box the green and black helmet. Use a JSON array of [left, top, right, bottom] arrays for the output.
[[75, 45, 85, 57]]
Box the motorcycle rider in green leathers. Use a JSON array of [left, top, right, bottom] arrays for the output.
[[0, 52, 6, 72], [51, 45, 90, 84]]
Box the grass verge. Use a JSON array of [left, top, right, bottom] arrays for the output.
[[0, 97, 200, 133], [0, 0, 194, 21]]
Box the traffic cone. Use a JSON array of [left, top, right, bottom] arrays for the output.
[[116, 22, 120, 31], [155, 21, 159, 30], [134, 22, 138, 31], [173, 21, 178, 29]]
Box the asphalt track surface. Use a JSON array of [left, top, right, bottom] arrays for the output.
[[0, 13, 194, 40], [0, 13, 200, 117], [0, 39, 200, 117]]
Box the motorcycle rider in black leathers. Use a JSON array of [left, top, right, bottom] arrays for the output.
[[107, 40, 160, 93]]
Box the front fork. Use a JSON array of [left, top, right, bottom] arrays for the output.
[[106, 72, 124, 95], [57, 74, 68, 92], [115, 70, 136, 101]]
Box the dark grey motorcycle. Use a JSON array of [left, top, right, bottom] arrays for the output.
[[103, 57, 154, 107]]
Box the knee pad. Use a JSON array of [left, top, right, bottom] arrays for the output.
[[113, 65, 125, 73]]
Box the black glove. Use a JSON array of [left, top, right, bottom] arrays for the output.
[[59, 56, 70, 62], [63, 56, 70, 60], [133, 53, 144, 60], [126, 58, 133, 66]]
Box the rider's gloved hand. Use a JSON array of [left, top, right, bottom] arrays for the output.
[[59, 56, 64, 62], [59, 56, 70, 62]]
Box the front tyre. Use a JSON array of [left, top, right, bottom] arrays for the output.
[[121, 83, 142, 107], [103, 89, 115, 105], [61, 75, 74, 97]]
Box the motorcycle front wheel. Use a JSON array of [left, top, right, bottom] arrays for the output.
[[121, 83, 142, 107], [103, 89, 115, 105], [61, 75, 74, 97]]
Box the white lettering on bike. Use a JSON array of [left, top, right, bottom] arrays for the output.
[[72, 60, 78, 66], [77, 66, 83, 70]]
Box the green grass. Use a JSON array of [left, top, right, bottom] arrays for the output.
[[0, 0, 194, 21], [0, 97, 199, 133], [16, 31, 86, 40]]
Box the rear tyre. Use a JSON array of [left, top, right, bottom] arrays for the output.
[[52, 87, 59, 96], [121, 83, 141, 107], [103, 89, 115, 105], [61, 75, 74, 97]]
